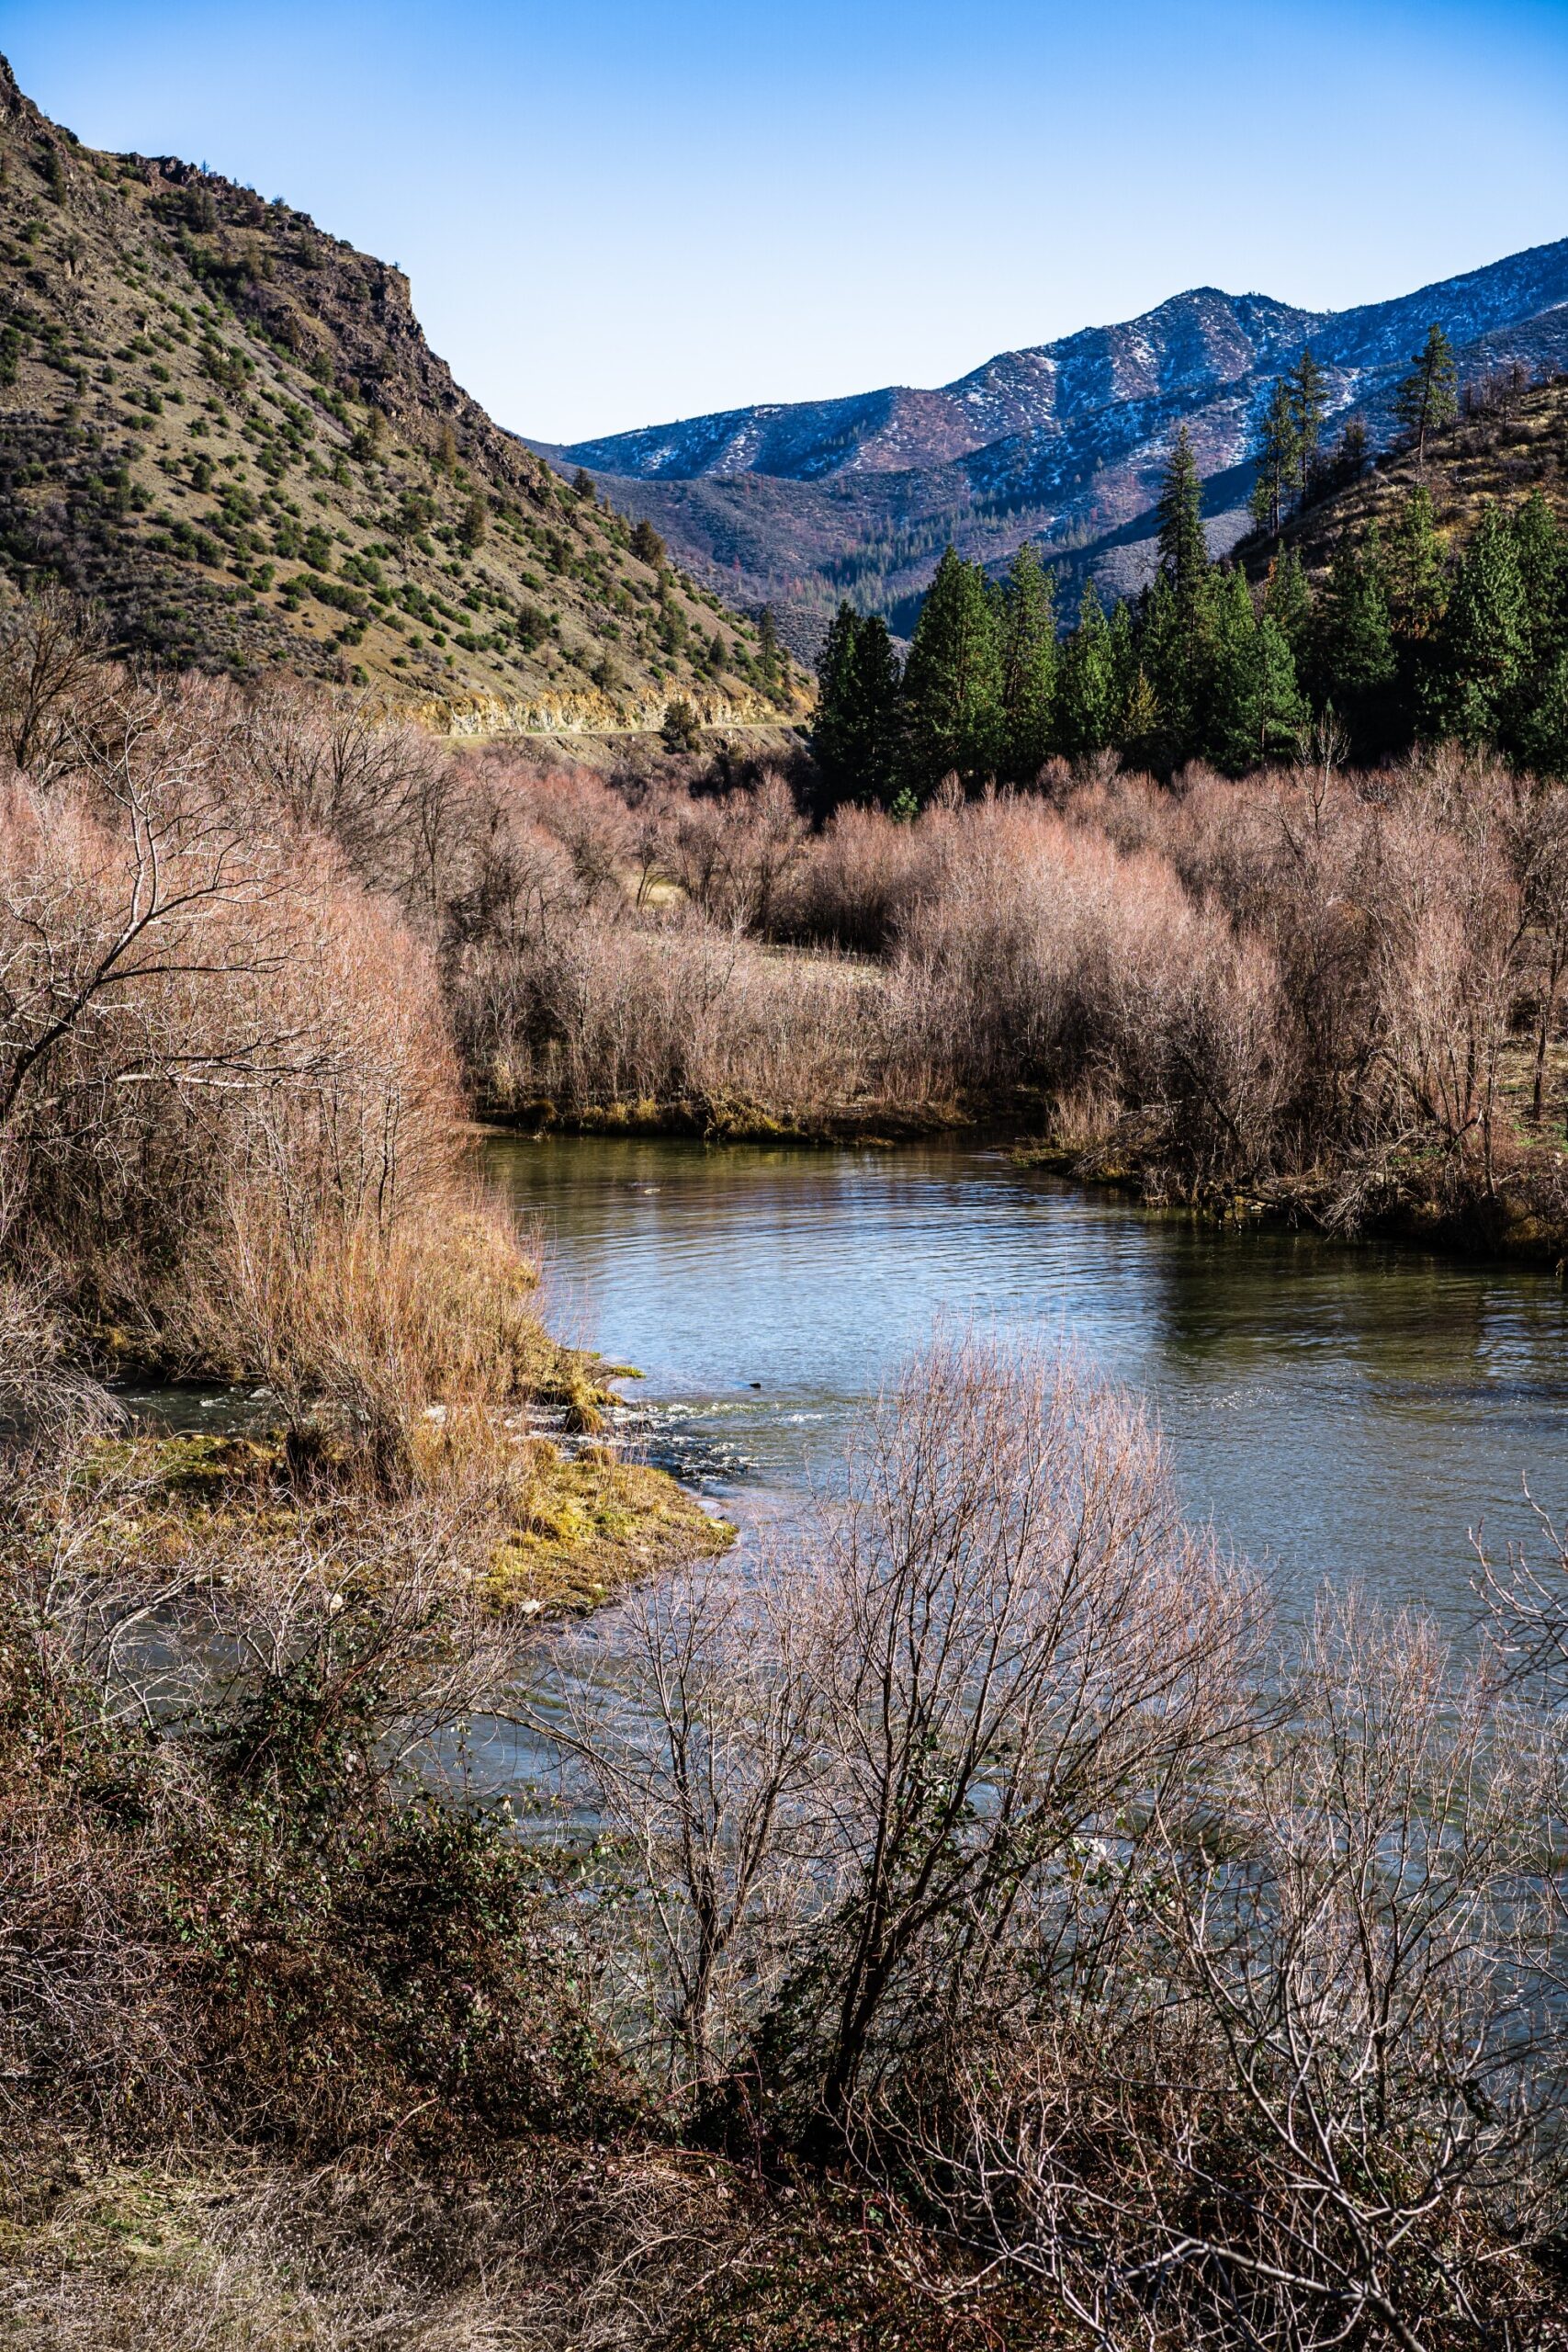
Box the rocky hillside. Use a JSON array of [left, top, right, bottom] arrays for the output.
[[0, 57, 807, 731], [543, 242, 1568, 650]]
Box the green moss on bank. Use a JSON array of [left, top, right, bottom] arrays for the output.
[[489, 1441, 735, 1613], [78, 1422, 734, 1619]]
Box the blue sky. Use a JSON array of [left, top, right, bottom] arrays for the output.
[[6, 0, 1566, 440]]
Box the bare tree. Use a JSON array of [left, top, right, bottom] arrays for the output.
[[552, 1561, 825, 2086], [797, 1336, 1258, 2124], [0, 587, 107, 784]]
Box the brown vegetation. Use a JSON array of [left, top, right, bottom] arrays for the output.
[[541, 1334, 1568, 2346], [447, 738, 1568, 1250], [10, 1320, 1567, 2347]]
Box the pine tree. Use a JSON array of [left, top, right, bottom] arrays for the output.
[[630, 517, 665, 568], [1119, 664, 1161, 771], [1314, 526, 1396, 727], [1511, 490, 1566, 670], [1205, 569, 1307, 773], [1250, 379, 1299, 539], [1517, 650, 1568, 781], [1055, 582, 1118, 758], [1253, 612, 1310, 764], [1393, 323, 1458, 469], [814, 600, 862, 794], [1263, 548, 1313, 663], [1157, 425, 1209, 609], [1334, 415, 1369, 484], [999, 541, 1057, 779], [1291, 345, 1329, 497], [1107, 598, 1137, 712], [1427, 503, 1529, 743], [1142, 425, 1215, 767], [1386, 486, 1447, 643], [849, 616, 904, 802], [900, 547, 1003, 791]]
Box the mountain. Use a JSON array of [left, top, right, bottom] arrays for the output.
[[542, 243, 1568, 651], [0, 58, 807, 730]]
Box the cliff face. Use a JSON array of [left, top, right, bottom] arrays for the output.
[[541, 243, 1568, 649], [0, 57, 808, 729]]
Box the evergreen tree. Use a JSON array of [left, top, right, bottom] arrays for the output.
[[1055, 581, 1118, 757], [815, 604, 903, 801], [630, 517, 665, 568], [1157, 425, 1209, 609], [1262, 548, 1313, 664], [1205, 568, 1307, 773], [1333, 415, 1369, 484], [900, 547, 1003, 790], [813, 600, 863, 795], [1314, 526, 1396, 731], [1385, 485, 1447, 642], [1393, 323, 1458, 469], [457, 491, 488, 553], [1142, 425, 1215, 767], [1251, 611, 1310, 765], [1291, 345, 1329, 497], [1119, 665, 1162, 771], [1107, 599, 1138, 716], [1517, 650, 1568, 781], [998, 542, 1057, 778], [850, 616, 904, 803], [1511, 490, 1566, 670], [1250, 379, 1299, 539], [1427, 503, 1529, 743]]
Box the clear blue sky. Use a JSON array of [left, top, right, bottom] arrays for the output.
[[6, 0, 1566, 441]]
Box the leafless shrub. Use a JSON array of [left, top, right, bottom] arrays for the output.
[[552, 1338, 1258, 2128], [554, 1559, 826, 2088], [908, 1597, 1567, 2350]]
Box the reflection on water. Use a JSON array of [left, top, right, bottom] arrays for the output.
[[489, 1132, 1568, 1635]]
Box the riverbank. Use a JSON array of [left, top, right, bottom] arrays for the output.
[[1015, 1130, 1568, 1269]]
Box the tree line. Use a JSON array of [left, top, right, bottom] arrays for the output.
[[816, 325, 1568, 795]]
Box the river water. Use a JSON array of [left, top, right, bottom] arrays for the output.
[[488, 1132, 1568, 1637]]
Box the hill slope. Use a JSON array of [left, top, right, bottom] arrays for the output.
[[0, 57, 807, 730], [542, 243, 1568, 650], [1241, 370, 1568, 593]]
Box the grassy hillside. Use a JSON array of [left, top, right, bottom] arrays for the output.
[[0, 56, 809, 731], [1243, 370, 1568, 586]]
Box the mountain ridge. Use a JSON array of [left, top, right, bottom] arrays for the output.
[[540, 239, 1568, 648]]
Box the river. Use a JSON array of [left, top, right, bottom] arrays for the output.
[[488, 1131, 1568, 1637]]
